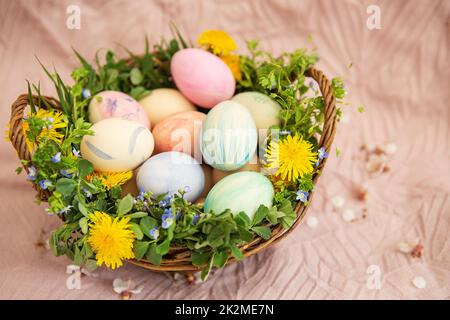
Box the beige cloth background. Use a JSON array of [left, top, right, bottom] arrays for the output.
[[0, 0, 449, 299]]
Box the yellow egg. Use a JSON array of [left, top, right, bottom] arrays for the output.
[[212, 154, 261, 184], [80, 118, 154, 172], [139, 88, 196, 127]]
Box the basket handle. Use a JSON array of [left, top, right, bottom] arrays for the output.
[[305, 67, 337, 176], [8, 94, 61, 200]]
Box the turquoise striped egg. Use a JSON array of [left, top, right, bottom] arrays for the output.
[[204, 171, 274, 220], [136, 151, 205, 202], [201, 100, 257, 171]]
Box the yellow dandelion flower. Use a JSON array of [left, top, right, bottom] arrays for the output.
[[22, 109, 67, 152], [87, 211, 135, 270], [197, 30, 238, 56], [221, 54, 242, 80], [266, 135, 318, 182], [86, 171, 133, 189]]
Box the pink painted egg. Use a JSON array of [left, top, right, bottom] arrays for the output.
[[170, 48, 235, 109], [152, 111, 206, 158], [89, 91, 150, 128]]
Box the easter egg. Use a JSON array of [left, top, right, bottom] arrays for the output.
[[201, 100, 257, 171], [136, 151, 204, 202], [212, 154, 261, 184], [171, 48, 235, 109], [204, 171, 274, 219], [80, 118, 154, 172], [88, 91, 150, 128], [139, 88, 196, 127], [152, 111, 205, 157], [231, 91, 281, 131]]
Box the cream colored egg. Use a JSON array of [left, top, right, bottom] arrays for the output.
[[212, 154, 261, 184], [81, 118, 154, 172], [232, 91, 281, 131], [139, 88, 196, 127]]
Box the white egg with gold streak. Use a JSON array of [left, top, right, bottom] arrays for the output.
[[80, 118, 154, 172]]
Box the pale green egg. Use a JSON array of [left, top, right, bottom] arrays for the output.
[[204, 171, 274, 220]]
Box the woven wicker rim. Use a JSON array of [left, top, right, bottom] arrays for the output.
[[8, 67, 336, 274]]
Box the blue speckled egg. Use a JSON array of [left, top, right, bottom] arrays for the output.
[[201, 100, 257, 171], [204, 171, 274, 219], [136, 151, 205, 202]]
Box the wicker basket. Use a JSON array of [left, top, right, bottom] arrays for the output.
[[8, 67, 336, 279]]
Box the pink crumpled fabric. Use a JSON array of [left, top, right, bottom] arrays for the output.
[[0, 0, 448, 299]]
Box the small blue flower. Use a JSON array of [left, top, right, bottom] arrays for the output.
[[59, 205, 73, 214], [184, 186, 191, 193], [51, 152, 61, 163], [60, 169, 73, 178], [82, 187, 92, 199], [149, 227, 159, 240], [162, 209, 174, 229], [27, 166, 37, 181], [192, 214, 200, 225], [318, 147, 328, 160], [136, 191, 145, 201], [39, 179, 52, 190], [296, 190, 309, 203], [72, 147, 81, 158], [158, 193, 174, 207], [82, 88, 91, 99], [279, 130, 291, 135]]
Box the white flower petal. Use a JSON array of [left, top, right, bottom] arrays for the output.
[[306, 216, 319, 228], [384, 143, 398, 155], [331, 196, 345, 208], [342, 209, 356, 222], [412, 276, 427, 289], [398, 242, 414, 253]]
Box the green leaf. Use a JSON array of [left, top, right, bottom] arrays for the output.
[[79, 217, 88, 234], [267, 207, 278, 224], [280, 216, 296, 229], [78, 201, 89, 217], [84, 259, 98, 272], [55, 178, 77, 196], [133, 241, 149, 260], [73, 246, 83, 266], [213, 250, 229, 268], [145, 243, 162, 266], [201, 254, 215, 281], [237, 226, 254, 242], [191, 251, 211, 267], [130, 67, 143, 85], [139, 216, 157, 236], [252, 205, 269, 226], [234, 211, 251, 228], [78, 159, 94, 178], [117, 194, 133, 216], [156, 237, 171, 255], [130, 222, 143, 240], [230, 245, 244, 261], [126, 211, 148, 219], [252, 226, 272, 240]]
